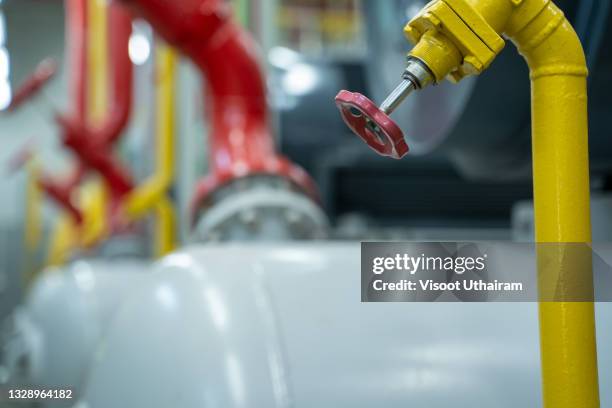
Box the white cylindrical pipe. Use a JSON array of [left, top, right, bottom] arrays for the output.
[[78, 244, 612, 407], [1, 259, 148, 403]]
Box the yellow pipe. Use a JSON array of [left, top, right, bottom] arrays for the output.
[[123, 44, 178, 257], [124, 45, 177, 218], [23, 159, 43, 284], [154, 197, 177, 257], [80, 180, 110, 247], [404, 1, 598, 406], [80, 0, 110, 248], [46, 215, 78, 267], [46, 0, 110, 264], [87, 0, 108, 123], [24, 159, 43, 252], [508, 3, 598, 407]]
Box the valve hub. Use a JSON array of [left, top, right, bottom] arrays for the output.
[[335, 90, 408, 159]]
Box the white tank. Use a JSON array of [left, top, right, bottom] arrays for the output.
[[1, 258, 148, 403], [79, 244, 612, 407]]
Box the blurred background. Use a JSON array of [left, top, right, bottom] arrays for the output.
[[1, 0, 612, 327], [0, 0, 610, 406]]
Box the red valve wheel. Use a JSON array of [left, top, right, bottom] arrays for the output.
[[335, 90, 408, 159]]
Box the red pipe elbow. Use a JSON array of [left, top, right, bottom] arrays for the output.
[[57, 114, 134, 198], [118, 0, 319, 215]]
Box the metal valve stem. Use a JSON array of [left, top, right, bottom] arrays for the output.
[[380, 79, 416, 115], [379, 57, 435, 116]]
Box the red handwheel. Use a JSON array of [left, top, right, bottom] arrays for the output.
[[335, 90, 408, 159]]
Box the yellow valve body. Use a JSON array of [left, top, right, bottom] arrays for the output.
[[405, 0, 504, 81]]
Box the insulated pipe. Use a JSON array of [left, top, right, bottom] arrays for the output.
[[354, 1, 598, 406], [116, 0, 319, 219]]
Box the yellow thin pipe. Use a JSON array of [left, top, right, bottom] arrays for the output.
[[23, 158, 44, 283], [123, 44, 178, 257], [154, 197, 177, 257], [24, 159, 43, 251], [124, 45, 177, 218], [87, 0, 108, 123], [80, 0, 110, 247], [45, 0, 111, 263], [80, 181, 110, 247], [46, 215, 78, 267]]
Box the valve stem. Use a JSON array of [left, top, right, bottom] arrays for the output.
[[380, 79, 416, 115], [379, 57, 435, 116]]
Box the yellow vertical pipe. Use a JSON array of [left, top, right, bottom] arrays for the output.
[[124, 45, 176, 215], [405, 0, 599, 405], [81, 0, 110, 245], [507, 2, 599, 407], [123, 44, 178, 257], [44, 0, 110, 265], [24, 159, 42, 251], [87, 0, 108, 123], [80, 182, 109, 247], [154, 197, 176, 256], [23, 159, 43, 283], [46, 216, 78, 267], [152, 45, 177, 257]]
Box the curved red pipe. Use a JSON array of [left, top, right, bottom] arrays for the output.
[[28, 0, 89, 223], [39, 0, 134, 221], [58, 114, 134, 198], [117, 0, 319, 217], [56, 1, 134, 199]]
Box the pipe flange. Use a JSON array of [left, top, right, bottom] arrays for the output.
[[192, 176, 328, 242]]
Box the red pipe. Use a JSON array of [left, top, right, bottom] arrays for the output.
[[32, 0, 133, 222], [57, 114, 134, 198], [15, 0, 90, 224], [89, 2, 133, 146], [39, 176, 84, 224], [66, 0, 88, 121], [55, 1, 135, 199], [117, 0, 319, 218], [7, 59, 58, 113]]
